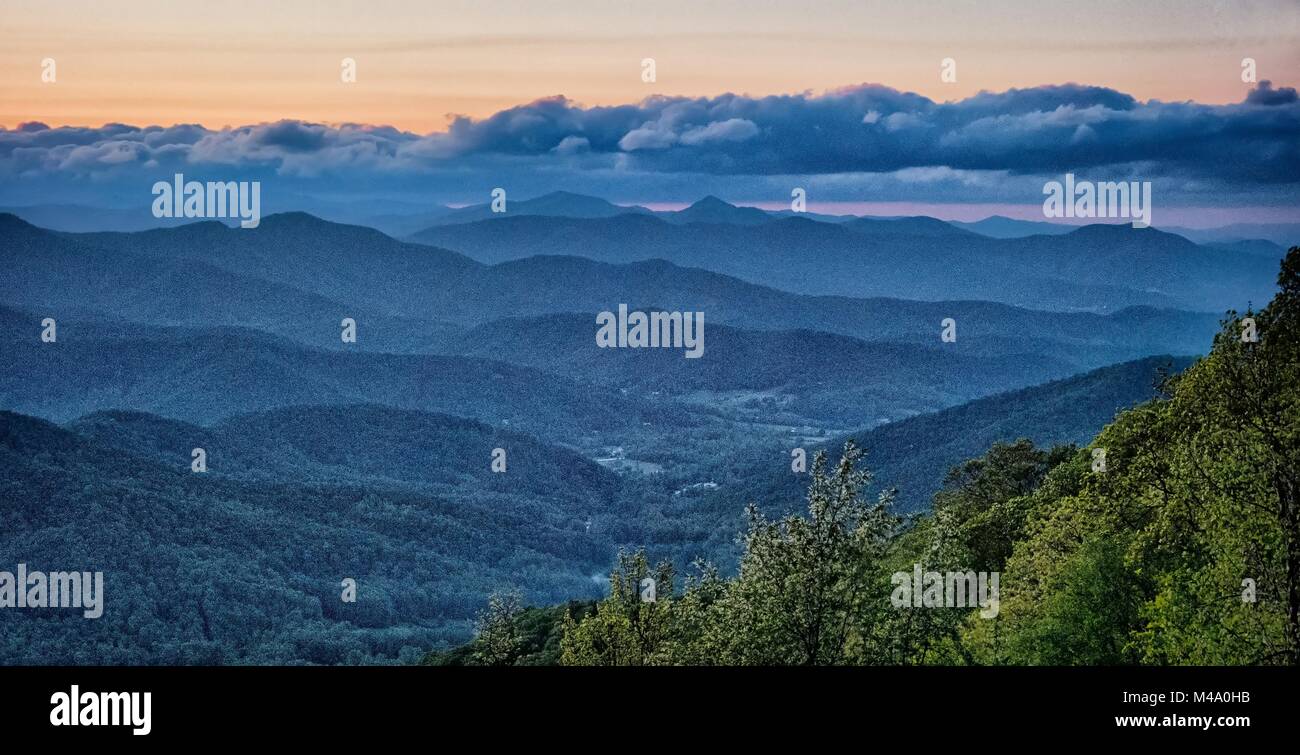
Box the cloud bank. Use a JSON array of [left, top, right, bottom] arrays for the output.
[[3, 82, 1297, 210]]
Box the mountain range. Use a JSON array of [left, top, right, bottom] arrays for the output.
[[409, 202, 1284, 312], [1, 212, 1223, 437], [7, 191, 1293, 259], [0, 191, 1278, 662]]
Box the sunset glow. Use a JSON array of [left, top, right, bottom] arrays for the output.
[[5, 0, 1298, 132]]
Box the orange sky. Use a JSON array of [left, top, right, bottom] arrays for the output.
[[4, 0, 1298, 132]]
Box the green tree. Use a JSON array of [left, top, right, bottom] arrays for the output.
[[560, 549, 674, 665], [720, 441, 897, 665], [471, 591, 525, 666], [874, 441, 1071, 665], [660, 560, 730, 665], [930, 440, 1074, 573]]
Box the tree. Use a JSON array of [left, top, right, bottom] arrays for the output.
[[471, 591, 525, 666], [876, 441, 1072, 665], [930, 440, 1073, 573], [660, 560, 730, 665], [560, 549, 674, 665], [720, 441, 897, 665]]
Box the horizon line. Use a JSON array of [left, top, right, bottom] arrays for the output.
[[5, 197, 1297, 232]]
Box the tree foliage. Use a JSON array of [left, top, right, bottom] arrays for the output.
[[455, 248, 1300, 666]]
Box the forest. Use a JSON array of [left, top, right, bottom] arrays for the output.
[[427, 249, 1300, 666]]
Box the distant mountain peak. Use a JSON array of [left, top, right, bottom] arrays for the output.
[[253, 211, 397, 239], [0, 211, 42, 233], [1067, 222, 1130, 234], [670, 196, 772, 225], [535, 190, 592, 201], [687, 195, 735, 209], [258, 211, 333, 227], [524, 191, 628, 212], [844, 215, 977, 238], [0, 211, 69, 245], [1065, 222, 1167, 239]]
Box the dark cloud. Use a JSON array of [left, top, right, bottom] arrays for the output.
[[1246, 80, 1299, 106], [1, 82, 1296, 208], [252, 121, 330, 151]]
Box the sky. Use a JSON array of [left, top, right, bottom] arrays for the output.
[[2, 0, 1298, 222], [5, 0, 1299, 129]]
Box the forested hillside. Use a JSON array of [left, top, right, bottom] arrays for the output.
[[428, 248, 1300, 666], [0, 409, 617, 663]]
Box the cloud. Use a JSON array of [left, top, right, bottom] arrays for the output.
[[882, 112, 925, 132], [552, 135, 590, 154], [253, 121, 330, 151], [1246, 80, 1299, 106], [618, 123, 676, 151], [0, 82, 1296, 208], [679, 118, 761, 146]]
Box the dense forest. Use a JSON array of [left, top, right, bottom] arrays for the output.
[[0, 407, 616, 663], [426, 248, 1300, 666]]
